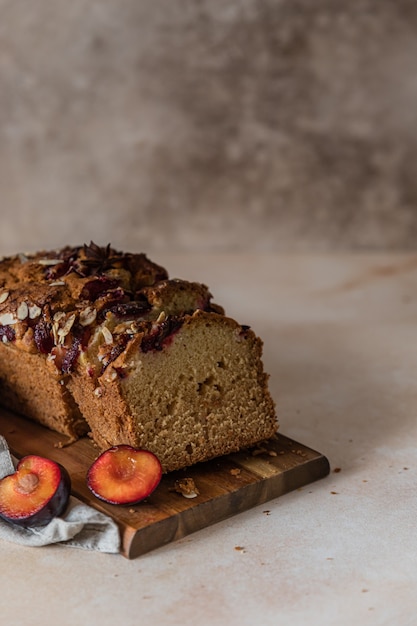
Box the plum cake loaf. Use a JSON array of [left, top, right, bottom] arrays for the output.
[[0, 243, 277, 472]]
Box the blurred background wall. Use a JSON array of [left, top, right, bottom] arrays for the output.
[[0, 0, 416, 255]]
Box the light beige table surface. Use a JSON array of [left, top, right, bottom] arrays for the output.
[[2, 253, 416, 626]]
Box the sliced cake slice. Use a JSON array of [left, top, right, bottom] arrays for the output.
[[67, 309, 277, 472]]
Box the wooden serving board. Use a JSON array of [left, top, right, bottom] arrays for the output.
[[0, 408, 330, 559]]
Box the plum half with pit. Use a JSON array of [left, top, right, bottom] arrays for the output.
[[0, 455, 71, 528], [87, 445, 162, 505]]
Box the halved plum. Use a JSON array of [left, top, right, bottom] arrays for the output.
[[0, 455, 71, 528], [87, 445, 162, 505]]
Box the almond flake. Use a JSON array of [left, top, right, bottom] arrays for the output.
[[156, 311, 166, 323], [53, 312, 66, 323], [28, 304, 42, 319], [80, 306, 97, 327], [52, 324, 59, 345], [38, 259, 61, 266], [57, 314, 76, 339], [182, 491, 199, 499], [101, 326, 113, 345], [0, 313, 17, 326], [0, 291, 9, 304], [49, 281, 65, 287], [17, 302, 29, 320]]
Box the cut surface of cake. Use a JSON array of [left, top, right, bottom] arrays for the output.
[[0, 243, 277, 471]]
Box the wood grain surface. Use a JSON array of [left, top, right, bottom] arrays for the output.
[[0, 408, 330, 558]]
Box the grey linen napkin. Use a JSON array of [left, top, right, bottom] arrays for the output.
[[0, 435, 120, 553]]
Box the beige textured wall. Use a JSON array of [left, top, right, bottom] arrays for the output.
[[0, 0, 416, 255]]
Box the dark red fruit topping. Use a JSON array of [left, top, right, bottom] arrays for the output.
[[43, 245, 83, 280], [141, 317, 183, 353], [33, 320, 54, 354], [87, 445, 162, 505], [60, 336, 82, 374], [0, 325, 15, 343], [0, 455, 71, 528], [49, 325, 91, 374], [81, 277, 121, 301], [101, 298, 152, 320]]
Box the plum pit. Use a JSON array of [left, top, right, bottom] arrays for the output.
[[15, 472, 39, 495]]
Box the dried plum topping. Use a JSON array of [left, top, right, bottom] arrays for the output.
[[141, 317, 183, 353], [0, 326, 15, 342], [101, 298, 151, 320], [61, 336, 81, 374], [34, 321, 54, 354], [81, 277, 121, 301], [44, 247, 81, 280], [74, 324, 92, 350], [60, 324, 91, 373]]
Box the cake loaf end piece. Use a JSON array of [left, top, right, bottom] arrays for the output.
[[68, 310, 277, 472]]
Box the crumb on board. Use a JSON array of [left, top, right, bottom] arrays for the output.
[[230, 468, 241, 477], [291, 449, 307, 457], [170, 477, 200, 499], [250, 440, 281, 458]]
